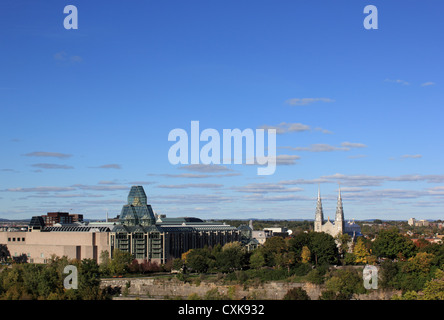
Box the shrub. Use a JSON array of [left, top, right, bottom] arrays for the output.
[[283, 287, 311, 300]]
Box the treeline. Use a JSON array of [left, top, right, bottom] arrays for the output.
[[173, 228, 444, 299], [0, 256, 104, 300], [2, 227, 444, 300]]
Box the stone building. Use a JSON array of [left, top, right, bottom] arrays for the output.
[[314, 186, 361, 239]]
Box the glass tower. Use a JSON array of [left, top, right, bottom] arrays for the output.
[[120, 186, 156, 226]]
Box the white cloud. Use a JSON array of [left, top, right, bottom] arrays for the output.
[[54, 51, 82, 64], [3, 186, 76, 193], [90, 164, 122, 169], [178, 164, 233, 173], [421, 82, 435, 87], [31, 163, 74, 169], [23, 151, 72, 159], [341, 142, 367, 148], [258, 122, 311, 134], [275, 155, 300, 165], [384, 79, 409, 85], [401, 154, 422, 159], [287, 143, 349, 152], [281, 141, 366, 153], [314, 127, 333, 134], [147, 172, 241, 179], [348, 154, 368, 159], [71, 184, 129, 191], [284, 98, 335, 106], [233, 182, 303, 194], [157, 183, 223, 189]]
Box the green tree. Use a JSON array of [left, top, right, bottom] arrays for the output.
[[172, 258, 184, 272], [261, 237, 287, 267], [309, 232, 338, 265], [187, 250, 209, 273], [372, 228, 417, 260], [287, 232, 311, 259], [99, 250, 111, 276], [422, 269, 444, 300], [109, 249, 132, 275], [78, 258, 103, 300], [379, 260, 399, 289], [336, 233, 351, 258], [249, 250, 266, 269], [283, 287, 311, 300], [216, 242, 247, 272], [323, 268, 366, 300]]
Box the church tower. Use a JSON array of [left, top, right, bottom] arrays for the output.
[[335, 185, 344, 234], [314, 186, 324, 232]]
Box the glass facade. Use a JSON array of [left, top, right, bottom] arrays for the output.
[[120, 186, 156, 226], [110, 186, 245, 264]]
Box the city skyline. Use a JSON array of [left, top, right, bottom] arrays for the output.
[[1, 1, 444, 221]]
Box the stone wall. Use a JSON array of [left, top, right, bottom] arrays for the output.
[[100, 276, 399, 300]]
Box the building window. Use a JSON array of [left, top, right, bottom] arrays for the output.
[[22, 238, 25, 242]]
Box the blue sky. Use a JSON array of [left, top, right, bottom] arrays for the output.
[[1, 0, 444, 221]]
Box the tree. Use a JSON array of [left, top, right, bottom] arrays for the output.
[[301, 246, 311, 264], [336, 233, 351, 257], [394, 252, 435, 292], [287, 232, 311, 259], [216, 242, 247, 272], [324, 268, 366, 300], [422, 269, 444, 300], [262, 237, 287, 267], [249, 250, 266, 269], [109, 249, 132, 275], [140, 259, 161, 273], [99, 250, 111, 276], [309, 232, 338, 265], [283, 287, 311, 300], [78, 258, 103, 299], [188, 252, 209, 273], [403, 252, 434, 275], [128, 259, 140, 273], [172, 258, 184, 272], [415, 238, 431, 250], [379, 260, 399, 289], [353, 237, 371, 264], [372, 228, 417, 260]]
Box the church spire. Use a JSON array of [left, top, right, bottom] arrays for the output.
[[314, 185, 324, 232], [315, 186, 324, 221], [335, 184, 344, 232]]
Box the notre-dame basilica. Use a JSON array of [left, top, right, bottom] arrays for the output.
[[314, 186, 361, 239]]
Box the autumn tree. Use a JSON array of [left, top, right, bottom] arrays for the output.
[[353, 237, 371, 264], [422, 269, 444, 300], [301, 246, 311, 264]]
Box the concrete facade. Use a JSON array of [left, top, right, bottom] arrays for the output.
[[0, 230, 110, 263]]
